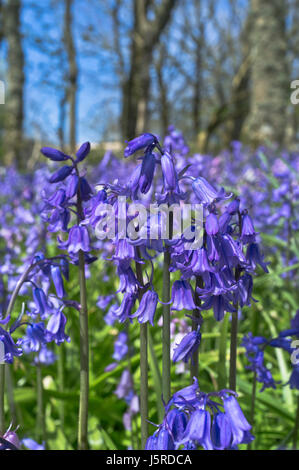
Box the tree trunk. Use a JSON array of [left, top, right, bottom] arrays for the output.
[[121, 0, 177, 140], [246, 0, 289, 146], [3, 0, 24, 167], [64, 0, 77, 153]]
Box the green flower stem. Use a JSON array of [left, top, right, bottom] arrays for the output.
[[217, 313, 229, 389], [229, 262, 241, 392], [162, 248, 171, 404], [190, 276, 203, 381], [5, 365, 17, 429], [77, 249, 89, 450], [76, 178, 89, 450], [293, 395, 299, 450], [0, 364, 5, 435], [135, 253, 148, 449], [229, 308, 239, 391], [36, 363, 46, 445], [248, 371, 257, 450], [162, 212, 173, 404], [57, 343, 65, 428]]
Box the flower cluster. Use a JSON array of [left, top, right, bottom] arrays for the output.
[[146, 378, 254, 450]]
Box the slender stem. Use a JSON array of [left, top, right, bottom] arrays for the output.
[[36, 363, 46, 445], [77, 249, 89, 450], [139, 323, 148, 448], [75, 171, 89, 450], [190, 276, 203, 381], [148, 329, 164, 423], [162, 248, 171, 404], [229, 261, 241, 392], [162, 212, 173, 404], [57, 343, 65, 428], [248, 371, 257, 450], [135, 252, 148, 449], [5, 365, 17, 429], [229, 308, 239, 391], [0, 364, 5, 435], [217, 313, 229, 389], [292, 395, 299, 450]]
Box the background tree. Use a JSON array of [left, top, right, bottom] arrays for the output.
[[3, 0, 24, 166]]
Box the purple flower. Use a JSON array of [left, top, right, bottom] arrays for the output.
[[0, 327, 22, 363], [49, 165, 73, 184], [51, 265, 66, 298], [138, 150, 156, 194], [41, 147, 70, 162], [59, 225, 91, 254], [46, 310, 70, 345], [241, 213, 258, 243], [22, 438, 45, 450], [76, 142, 91, 162], [211, 412, 232, 450], [124, 133, 157, 157], [130, 290, 158, 326], [171, 280, 196, 311], [21, 322, 48, 353], [161, 152, 178, 192], [206, 212, 219, 235], [223, 395, 253, 446], [172, 327, 201, 363], [113, 293, 137, 323], [112, 332, 128, 361], [181, 409, 213, 450], [246, 243, 269, 273], [32, 288, 53, 318], [192, 177, 231, 205]]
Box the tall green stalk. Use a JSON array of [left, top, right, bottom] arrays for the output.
[[292, 395, 299, 449], [217, 313, 229, 389], [0, 364, 5, 435], [162, 249, 171, 404], [57, 343, 65, 428], [77, 249, 89, 450], [135, 253, 148, 448], [162, 212, 173, 404], [190, 276, 203, 381], [36, 363, 46, 445], [229, 308, 239, 391], [76, 177, 89, 450]]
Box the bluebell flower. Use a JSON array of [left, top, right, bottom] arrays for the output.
[[112, 332, 128, 361], [113, 293, 137, 323], [76, 141, 91, 162], [51, 265, 66, 298], [138, 150, 156, 194], [161, 152, 178, 192], [41, 147, 70, 162], [211, 412, 232, 450], [173, 327, 201, 363], [206, 212, 219, 235], [59, 225, 91, 254], [241, 213, 258, 244], [246, 243, 269, 273], [49, 165, 73, 184], [180, 409, 213, 450], [22, 438, 45, 450], [21, 322, 48, 353], [46, 310, 70, 345], [192, 177, 231, 205], [223, 395, 253, 446], [171, 280, 196, 311], [124, 133, 157, 157], [0, 327, 22, 363], [130, 290, 158, 326]]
